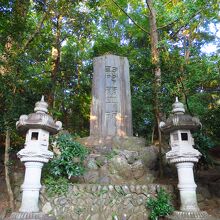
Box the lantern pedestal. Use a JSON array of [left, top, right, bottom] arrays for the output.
[[17, 148, 53, 213], [166, 210, 217, 220], [167, 153, 200, 212], [165, 158, 218, 220], [8, 212, 56, 220], [166, 157, 216, 219], [19, 161, 43, 212], [176, 162, 199, 212]]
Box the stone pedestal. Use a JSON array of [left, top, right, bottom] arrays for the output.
[[77, 136, 158, 185], [19, 161, 44, 212], [166, 211, 217, 220], [165, 155, 218, 220], [176, 162, 199, 211], [17, 148, 53, 213], [8, 212, 55, 220]]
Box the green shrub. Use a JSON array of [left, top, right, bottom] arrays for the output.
[[193, 131, 214, 165], [47, 133, 89, 179], [43, 176, 69, 197], [146, 188, 174, 220]]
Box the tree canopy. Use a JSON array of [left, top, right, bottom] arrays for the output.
[[0, 0, 219, 147]]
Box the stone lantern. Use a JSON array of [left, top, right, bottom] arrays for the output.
[[10, 96, 62, 220], [160, 98, 215, 220]]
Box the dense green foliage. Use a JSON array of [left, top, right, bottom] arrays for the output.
[[47, 133, 88, 179], [43, 133, 88, 195], [146, 188, 174, 220], [43, 176, 69, 197], [0, 0, 219, 154], [193, 131, 215, 165]]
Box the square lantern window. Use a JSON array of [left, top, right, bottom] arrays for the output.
[[173, 133, 179, 141], [181, 133, 188, 141], [31, 132, 39, 140]]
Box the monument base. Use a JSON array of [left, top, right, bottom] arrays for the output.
[[166, 211, 218, 220], [76, 136, 159, 185], [77, 136, 146, 150], [8, 212, 56, 220]]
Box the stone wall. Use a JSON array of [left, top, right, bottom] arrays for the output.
[[40, 184, 174, 220]]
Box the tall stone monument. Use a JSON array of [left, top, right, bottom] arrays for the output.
[[78, 55, 157, 186], [90, 54, 133, 138]]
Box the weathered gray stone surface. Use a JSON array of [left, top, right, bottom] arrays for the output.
[[7, 212, 55, 220], [78, 136, 146, 150], [40, 184, 173, 220], [90, 55, 132, 137], [74, 141, 159, 184], [166, 210, 219, 220]]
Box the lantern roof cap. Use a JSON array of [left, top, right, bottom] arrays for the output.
[[160, 98, 201, 134], [16, 96, 62, 134]]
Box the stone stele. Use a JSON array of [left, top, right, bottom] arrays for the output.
[[77, 55, 157, 186], [90, 54, 133, 138]]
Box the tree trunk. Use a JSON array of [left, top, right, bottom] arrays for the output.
[[147, 0, 163, 177], [1, 1, 30, 211], [178, 31, 192, 114], [4, 129, 14, 211], [48, 14, 62, 107]]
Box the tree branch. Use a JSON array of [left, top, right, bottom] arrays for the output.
[[21, 12, 48, 52], [170, 9, 202, 39], [157, 18, 180, 30], [146, 0, 153, 16], [110, 0, 150, 35], [20, 0, 52, 52], [147, 0, 179, 31]]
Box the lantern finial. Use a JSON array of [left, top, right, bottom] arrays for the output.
[[34, 96, 48, 113], [172, 97, 185, 114], [41, 95, 45, 102]]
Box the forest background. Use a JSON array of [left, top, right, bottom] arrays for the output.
[[0, 0, 220, 157]]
